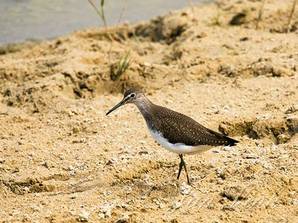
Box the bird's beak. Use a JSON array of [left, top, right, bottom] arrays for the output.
[[106, 98, 126, 116]]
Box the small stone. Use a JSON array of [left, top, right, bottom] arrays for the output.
[[98, 213, 105, 219], [30, 205, 41, 212], [242, 153, 257, 159], [115, 213, 130, 223], [99, 203, 114, 218], [172, 201, 182, 210], [106, 158, 117, 166], [180, 182, 191, 195], [222, 205, 235, 211], [223, 146, 233, 151], [67, 165, 74, 171], [138, 150, 148, 155], [220, 186, 247, 201], [143, 62, 151, 67], [139, 140, 146, 145], [41, 161, 49, 168], [153, 198, 164, 209], [216, 168, 226, 180], [72, 138, 86, 144], [223, 105, 230, 111], [285, 105, 297, 114], [277, 134, 291, 144], [292, 199, 298, 206], [78, 210, 90, 222], [72, 126, 80, 134]]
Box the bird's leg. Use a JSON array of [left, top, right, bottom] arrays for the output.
[[182, 158, 191, 185], [177, 154, 184, 180], [177, 154, 191, 185]]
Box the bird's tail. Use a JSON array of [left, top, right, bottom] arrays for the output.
[[207, 128, 239, 146], [223, 135, 239, 146]]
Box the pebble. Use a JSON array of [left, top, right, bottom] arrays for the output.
[[172, 201, 182, 210], [180, 182, 191, 195], [41, 161, 49, 168], [216, 168, 226, 180], [242, 153, 257, 159], [115, 214, 129, 223], [285, 105, 297, 114], [106, 158, 117, 165], [139, 150, 149, 155], [143, 62, 151, 67], [78, 210, 90, 222], [153, 198, 164, 209], [98, 203, 114, 218]]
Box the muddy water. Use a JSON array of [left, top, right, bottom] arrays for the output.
[[0, 0, 210, 44]]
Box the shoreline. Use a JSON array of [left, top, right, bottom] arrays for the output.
[[0, 0, 212, 46]]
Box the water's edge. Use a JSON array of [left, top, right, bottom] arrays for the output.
[[0, 0, 211, 45]]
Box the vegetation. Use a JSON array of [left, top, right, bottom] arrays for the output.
[[88, 0, 107, 27], [110, 51, 132, 81]]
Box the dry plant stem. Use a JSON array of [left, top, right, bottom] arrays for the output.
[[100, 0, 107, 27], [256, 0, 266, 29], [118, 0, 128, 24], [109, 0, 127, 64], [87, 0, 113, 68], [287, 0, 297, 32], [88, 0, 107, 27]]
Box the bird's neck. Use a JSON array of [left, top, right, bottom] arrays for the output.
[[134, 97, 156, 128]]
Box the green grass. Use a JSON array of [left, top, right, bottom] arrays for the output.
[[110, 51, 132, 81]]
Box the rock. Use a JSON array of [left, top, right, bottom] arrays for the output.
[[138, 150, 148, 155], [285, 105, 297, 114], [72, 126, 80, 134], [286, 115, 298, 133], [220, 186, 247, 201], [276, 133, 291, 144], [172, 201, 182, 210], [180, 182, 191, 195], [77, 210, 90, 222], [106, 158, 118, 166], [242, 153, 257, 159], [229, 12, 247, 25], [222, 205, 235, 211], [99, 203, 114, 218], [170, 218, 179, 223], [41, 161, 49, 168], [218, 64, 237, 77], [216, 168, 226, 180], [115, 213, 130, 223], [153, 198, 164, 209]]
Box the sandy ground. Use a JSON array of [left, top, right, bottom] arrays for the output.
[[0, 0, 297, 222]]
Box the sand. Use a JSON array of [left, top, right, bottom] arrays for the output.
[[0, 0, 297, 222]]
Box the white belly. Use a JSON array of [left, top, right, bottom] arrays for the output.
[[148, 129, 212, 155]]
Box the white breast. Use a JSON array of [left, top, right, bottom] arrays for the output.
[[148, 129, 212, 155]]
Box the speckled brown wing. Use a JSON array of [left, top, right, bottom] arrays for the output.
[[152, 105, 238, 146]]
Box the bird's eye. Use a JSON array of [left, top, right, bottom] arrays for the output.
[[130, 93, 136, 98]]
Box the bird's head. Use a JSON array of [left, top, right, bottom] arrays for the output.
[[106, 89, 143, 115]]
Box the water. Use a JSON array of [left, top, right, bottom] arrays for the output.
[[0, 0, 210, 44]]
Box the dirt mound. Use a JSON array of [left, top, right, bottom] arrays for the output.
[[219, 113, 298, 144], [217, 0, 298, 33]]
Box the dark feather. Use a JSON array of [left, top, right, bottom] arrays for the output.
[[148, 105, 238, 147]]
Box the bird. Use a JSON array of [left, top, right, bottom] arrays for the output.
[[106, 89, 238, 184]]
